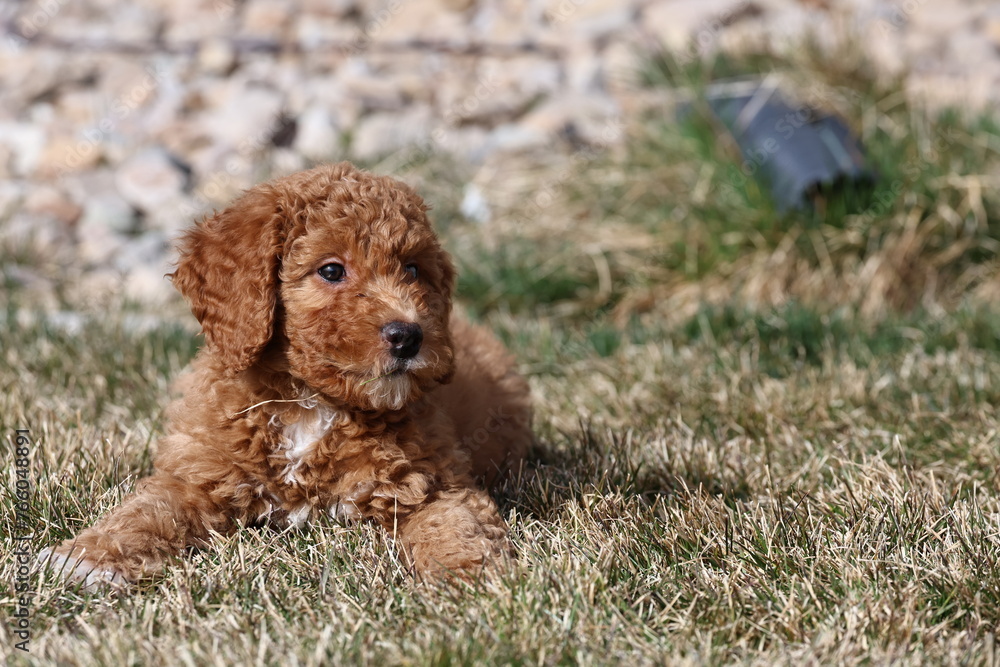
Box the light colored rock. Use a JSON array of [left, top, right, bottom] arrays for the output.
[[0, 181, 22, 221], [296, 75, 357, 125], [188, 151, 258, 206], [908, 4, 978, 34], [383, 71, 437, 105], [861, 17, 908, 75], [163, 0, 237, 43], [564, 41, 604, 93], [114, 232, 169, 271], [197, 39, 237, 76], [77, 217, 126, 266], [0, 145, 11, 179], [114, 5, 164, 42], [183, 142, 239, 184], [547, 0, 636, 40], [902, 29, 945, 70], [53, 89, 104, 127], [199, 83, 285, 152], [147, 192, 204, 234], [0, 49, 88, 112], [115, 148, 188, 214], [79, 192, 138, 235], [460, 183, 490, 223], [294, 14, 358, 50], [351, 106, 434, 160], [95, 60, 158, 104], [294, 105, 341, 161], [0, 122, 45, 176], [946, 29, 996, 70], [469, 2, 545, 44], [36, 135, 104, 177], [115, 233, 176, 304], [520, 92, 620, 145], [485, 123, 550, 153], [367, 0, 467, 43], [97, 62, 166, 140], [239, 0, 292, 39], [124, 264, 175, 304], [431, 126, 492, 163], [602, 39, 642, 92], [753, 6, 824, 46], [469, 56, 563, 117], [339, 60, 407, 110], [642, 0, 751, 52], [986, 10, 1000, 49], [124, 69, 185, 148], [23, 186, 82, 226], [270, 148, 309, 178], [40, 3, 160, 43]]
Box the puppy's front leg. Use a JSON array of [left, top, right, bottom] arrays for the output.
[[389, 486, 511, 577], [40, 472, 231, 589]]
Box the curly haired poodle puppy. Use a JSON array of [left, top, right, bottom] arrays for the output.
[[40, 162, 532, 589]]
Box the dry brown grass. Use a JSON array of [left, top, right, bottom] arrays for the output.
[[3, 290, 1000, 664]]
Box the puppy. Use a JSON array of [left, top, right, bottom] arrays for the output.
[[40, 162, 532, 589]]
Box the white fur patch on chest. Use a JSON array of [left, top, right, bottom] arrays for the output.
[[275, 398, 339, 485]]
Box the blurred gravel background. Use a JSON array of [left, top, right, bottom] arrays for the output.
[[2, 0, 998, 306]]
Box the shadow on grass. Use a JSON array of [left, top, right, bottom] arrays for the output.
[[498, 420, 753, 526]]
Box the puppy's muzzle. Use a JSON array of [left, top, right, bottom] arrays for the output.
[[381, 321, 423, 360]]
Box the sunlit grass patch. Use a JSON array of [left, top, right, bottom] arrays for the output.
[[5, 273, 1000, 664], [454, 44, 1000, 325]]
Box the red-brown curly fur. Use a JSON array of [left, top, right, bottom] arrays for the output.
[[40, 162, 532, 589]]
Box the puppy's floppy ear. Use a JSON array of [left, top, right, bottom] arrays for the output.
[[170, 189, 286, 375]]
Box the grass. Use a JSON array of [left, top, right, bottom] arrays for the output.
[[462, 42, 1000, 324], [4, 41, 1000, 665]]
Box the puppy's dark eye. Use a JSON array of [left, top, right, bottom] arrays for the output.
[[318, 263, 346, 283], [404, 264, 418, 280]]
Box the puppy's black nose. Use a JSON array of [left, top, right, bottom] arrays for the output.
[[381, 321, 423, 359]]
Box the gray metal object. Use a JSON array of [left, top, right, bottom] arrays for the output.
[[698, 80, 874, 212]]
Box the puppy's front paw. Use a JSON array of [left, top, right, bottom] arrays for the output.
[[37, 547, 129, 591]]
